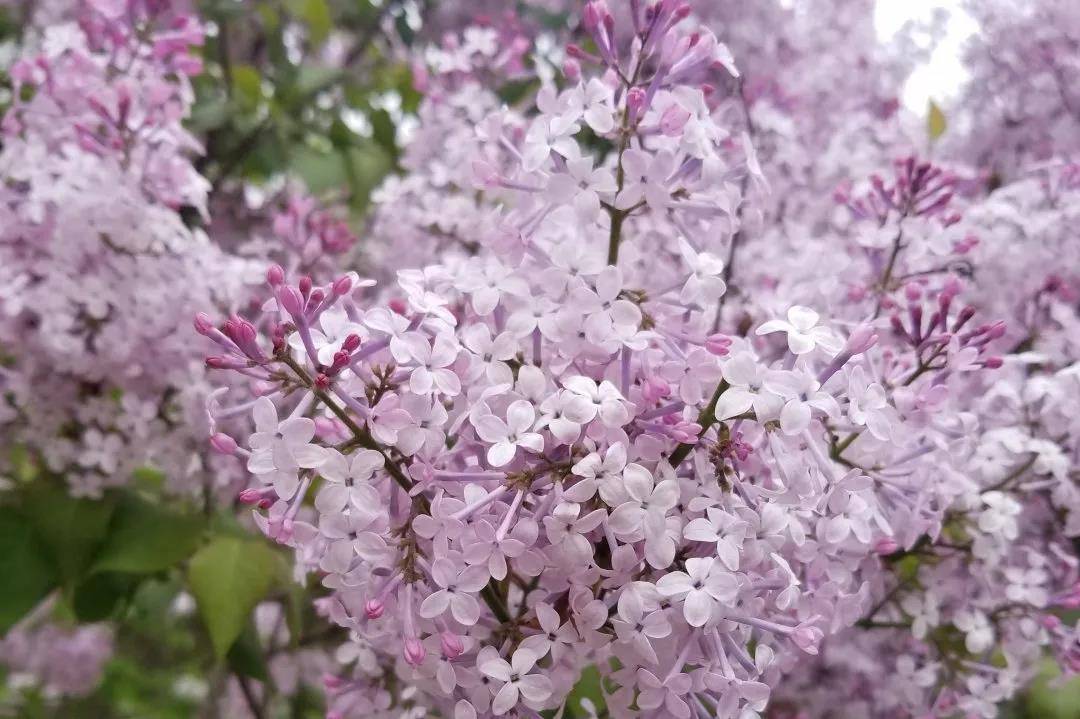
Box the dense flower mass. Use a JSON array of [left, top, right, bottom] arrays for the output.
[[194, 3, 1080, 719], [2, 0, 1079, 717]]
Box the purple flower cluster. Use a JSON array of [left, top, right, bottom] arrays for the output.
[[0, 0, 1077, 716], [198, 3, 1080, 718]]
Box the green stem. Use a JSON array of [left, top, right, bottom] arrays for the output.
[[668, 380, 729, 468], [607, 209, 626, 265]]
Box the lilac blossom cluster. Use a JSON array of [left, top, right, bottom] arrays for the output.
[[200, 3, 1079, 718], [0, 621, 113, 700], [0, 0, 262, 497]]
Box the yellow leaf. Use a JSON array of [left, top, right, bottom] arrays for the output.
[[928, 100, 947, 142]]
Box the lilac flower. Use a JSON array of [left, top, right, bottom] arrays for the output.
[[756, 306, 843, 355], [419, 558, 490, 625], [473, 400, 545, 466], [479, 648, 553, 715], [657, 557, 739, 627], [683, 507, 748, 571], [315, 449, 384, 513]]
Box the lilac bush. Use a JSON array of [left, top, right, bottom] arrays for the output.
[[1, 1, 1079, 717]]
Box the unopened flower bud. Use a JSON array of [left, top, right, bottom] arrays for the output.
[[364, 599, 384, 619], [332, 275, 353, 297], [874, 537, 899, 555], [563, 57, 581, 83], [660, 105, 691, 136], [440, 631, 465, 658], [193, 312, 214, 335], [342, 334, 362, 353], [705, 333, 733, 356], [403, 637, 426, 666], [1041, 614, 1062, 630], [844, 324, 879, 355], [791, 624, 824, 655], [278, 286, 305, 318], [266, 264, 285, 286], [642, 376, 671, 403], [626, 87, 647, 126], [210, 433, 238, 455]]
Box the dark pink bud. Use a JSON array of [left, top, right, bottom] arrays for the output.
[[844, 324, 879, 355], [563, 58, 581, 83], [322, 673, 346, 691], [205, 356, 230, 370], [983, 356, 1003, 369], [364, 599, 384, 619], [210, 433, 238, 455], [642, 376, 671, 403], [874, 537, 899, 555], [1055, 582, 1080, 609], [403, 637, 426, 667], [193, 312, 215, 335], [626, 87, 647, 124], [566, 44, 589, 60], [583, 1, 611, 34], [267, 264, 285, 286], [342, 334, 362, 353], [660, 104, 691, 136], [791, 624, 824, 655], [440, 631, 464, 658], [299, 276, 313, 299], [1041, 614, 1062, 630], [279, 286, 305, 317], [238, 488, 263, 505], [330, 351, 350, 373], [705, 333, 732, 356], [332, 275, 353, 297], [952, 306, 976, 332], [309, 288, 326, 307]]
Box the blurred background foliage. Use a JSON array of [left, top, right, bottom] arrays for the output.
[[0, 1, 1078, 717]]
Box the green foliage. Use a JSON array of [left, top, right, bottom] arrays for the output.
[[1008, 659, 1080, 719], [187, 535, 282, 657], [0, 512, 57, 631], [91, 493, 205, 574], [21, 485, 116, 586], [227, 621, 271, 682]]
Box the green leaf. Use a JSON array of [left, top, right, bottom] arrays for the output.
[[188, 536, 280, 657], [91, 493, 205, 574], [301, 0, 332, 46], [294, 65, 343, 98], [1026, 658, 1080, 718], [345, 142, 393, 209], [565, 665, 606, 718], [290, 144, 347, 195], [232, 65, 263, 109], [227, 621, 270, 682], [71, 572, 137, 622], [928, 100, 947, 141], [23, 486, 115, 586], [0, 512, 57, 631], [189, 96, 232, 133], [131, 465, 166, 493]]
